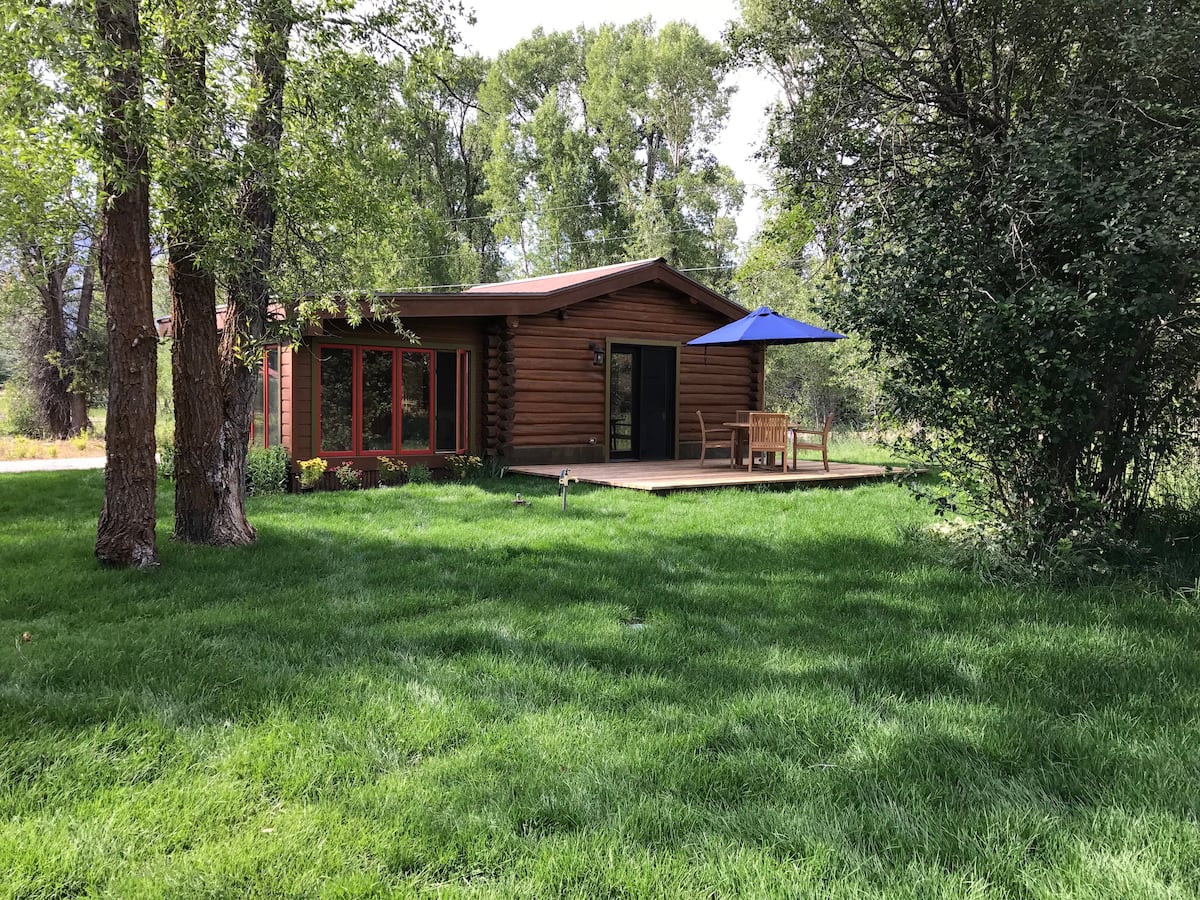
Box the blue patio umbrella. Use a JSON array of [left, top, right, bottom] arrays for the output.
[[687, 306, 846, 346]]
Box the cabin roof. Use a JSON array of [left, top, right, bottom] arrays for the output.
[[462, 259, 661, 294], [156, 258, 746, 336], [375, 257, 745, 320]]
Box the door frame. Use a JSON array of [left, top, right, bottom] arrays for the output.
[[602, 337, 681, 462]]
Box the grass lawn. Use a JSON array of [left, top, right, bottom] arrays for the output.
[[2, 472, 1199, 897]]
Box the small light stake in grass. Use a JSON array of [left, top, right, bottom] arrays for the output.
[[558, 469, 579, 511], [512, 493, 530, 507]]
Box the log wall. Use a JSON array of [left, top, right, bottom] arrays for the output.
[[508, 285, 760, 462], [277, 287, 759, 467]]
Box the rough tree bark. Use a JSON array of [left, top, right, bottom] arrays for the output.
[[95, 0, 158, 568], [164, 23, 239, 544], [214, 0, 291, 545], [27, 254, 73, 438], [169, 234, 228, 542], [70, 252, 95, 434], [21, 244, 92, 439]]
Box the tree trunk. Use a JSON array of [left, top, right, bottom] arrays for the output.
[[22, 254, 75, 439], [170, 241, 232, 542], [95, 0, 158, 569], [70, 255, 96, 435], [165, 22, 250, 545], [215, 0, 292, 545]]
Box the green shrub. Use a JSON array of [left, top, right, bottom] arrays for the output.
[[158, 440, 175, 480], [247, 445, 290, 495], [4, 383, 44, 438], [407, 463, 431, 484]]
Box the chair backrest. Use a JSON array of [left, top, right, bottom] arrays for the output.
[[735, 409, 752, 423], [696, 410, 707, 432], [821, 413, 834, 438], [748, 412, 789, 445]]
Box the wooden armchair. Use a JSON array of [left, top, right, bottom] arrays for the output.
[[747, 412, 790, 472], [696, 410, 734, 468], [791, 413, 834, 472]]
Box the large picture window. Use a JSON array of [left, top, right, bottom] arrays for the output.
[[251, 347, 282, 448], [317, 344, 469, 457]]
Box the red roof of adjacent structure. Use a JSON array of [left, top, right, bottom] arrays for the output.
[[463, 258, 662, 294]]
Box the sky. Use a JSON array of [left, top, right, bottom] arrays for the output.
[[456, 0, 781, 249]]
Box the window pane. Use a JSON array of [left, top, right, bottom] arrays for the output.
[[319, 348, 354, 453], [252, 358, 265, 447], [266, 348, 281, 447], [435, 350, 458, 453], [609, 349, 633, 455], [361, 350, 394, 451], [401, 352, 430, 451], [458, 351, 469, 452]]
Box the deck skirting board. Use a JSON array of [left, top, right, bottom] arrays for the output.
[[507, 460, 904, 493]]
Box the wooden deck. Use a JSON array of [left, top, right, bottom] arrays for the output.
[[507, 459, 902, 493]]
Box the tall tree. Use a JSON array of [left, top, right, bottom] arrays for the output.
[[161, 0, 232, 543], [480, 20, 742, 283], [163, 0, 463, 544], [0, 5, 102, 439], [95, 0, 158, 567], [735, 0, 1200, 553], [213, 0, 291, 545]]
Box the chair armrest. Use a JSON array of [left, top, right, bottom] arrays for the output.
[[790, 428, 825, 436]]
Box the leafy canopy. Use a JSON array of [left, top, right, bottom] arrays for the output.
[[736, 0, 1200, 555]]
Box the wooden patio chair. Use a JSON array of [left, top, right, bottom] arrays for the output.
[[747, 412, 790, 472], [696, 410, 734, 468], [791, 413, 834, 472]]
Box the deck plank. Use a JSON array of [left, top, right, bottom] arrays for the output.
[[507, 459, 904, 493]]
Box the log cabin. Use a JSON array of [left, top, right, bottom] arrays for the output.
[[161, 258, 763, 470]]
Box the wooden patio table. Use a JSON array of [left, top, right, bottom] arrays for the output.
[[724, 421, 810, 468]]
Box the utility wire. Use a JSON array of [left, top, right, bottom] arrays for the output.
[[390, 224, 719, 266]]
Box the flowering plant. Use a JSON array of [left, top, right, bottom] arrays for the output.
[[445, 454, 483, 480], [298, 457, 327, 490], [333, 462, 364, 490], [378, 456, 409, 486]]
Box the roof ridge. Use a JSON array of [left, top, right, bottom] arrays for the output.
[[463, 257, 664, 293]]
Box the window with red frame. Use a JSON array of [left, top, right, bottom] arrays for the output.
[[317, 345, 469, 456], [251, 347, 282, 448]]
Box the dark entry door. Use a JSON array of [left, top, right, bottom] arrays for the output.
[[609, 344, 676, 460]]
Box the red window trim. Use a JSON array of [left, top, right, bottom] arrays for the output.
[[316, 343, 468, 459]]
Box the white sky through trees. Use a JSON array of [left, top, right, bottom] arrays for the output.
[[458, 0, 778, 252]]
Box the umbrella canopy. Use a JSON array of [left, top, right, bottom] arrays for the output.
[[686, 306, 846, 346]]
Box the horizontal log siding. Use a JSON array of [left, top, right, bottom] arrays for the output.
[[290, 346, 312, 460], [284, 318, 486, 464], [279, 346, 294, 456], [511, 287, 759, 453]]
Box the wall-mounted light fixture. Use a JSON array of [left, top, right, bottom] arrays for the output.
[[588, 341, 605, 367]]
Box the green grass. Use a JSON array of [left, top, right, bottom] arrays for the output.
[[2, 472, 1199, 897]]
